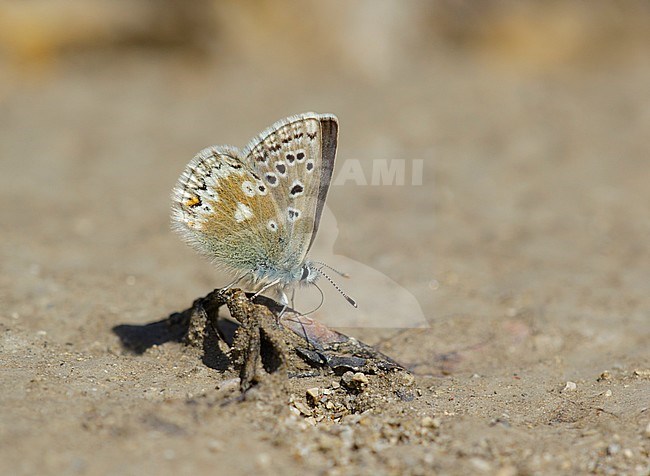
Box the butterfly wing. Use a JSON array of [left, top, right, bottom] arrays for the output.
[[171, 145, 285, 277], [242, 113, 338, 268]]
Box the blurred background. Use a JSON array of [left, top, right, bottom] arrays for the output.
[[1, 0, 649, 331]]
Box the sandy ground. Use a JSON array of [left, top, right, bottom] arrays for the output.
[[1, 8, 650, 474]]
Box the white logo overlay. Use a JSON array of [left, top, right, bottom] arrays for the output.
[[293, 205, 428, 328]]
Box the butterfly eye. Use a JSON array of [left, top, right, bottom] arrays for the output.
[[305, 160, 315, 173], [257, 183, 267, 195], [296, 151, 306, 162], [267, 220, 278, 232]]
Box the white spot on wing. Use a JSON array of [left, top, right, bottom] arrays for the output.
[[242, 181, 256, 197], [234, 203, 253, 222]]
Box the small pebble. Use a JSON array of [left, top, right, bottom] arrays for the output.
[[341, 371, 369, 391], [352, 372, 369, 385], [604, 389, 612, 397], [562, 381, 577, 392], [633, 369, 650, 379], [306, 387, 321, 405], [341, 371, 354, 384], [597, 370, 611, 381], [293, 401, 313, 416], [207, 439, 223, 452]]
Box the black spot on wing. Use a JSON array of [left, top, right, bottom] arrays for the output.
[[290, 183, 304, 196], [265, 173, 277, 185]]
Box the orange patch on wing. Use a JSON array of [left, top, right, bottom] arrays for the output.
[[185, 196, 200, 207]]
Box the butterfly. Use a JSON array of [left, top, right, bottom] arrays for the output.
[[171, 112, 355, 310]]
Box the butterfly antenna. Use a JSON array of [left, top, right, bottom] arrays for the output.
[[314, 267, 357, 308], [312, 261, 351, 278]]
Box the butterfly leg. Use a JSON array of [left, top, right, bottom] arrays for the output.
[[277, 290, 290, 321], [251, 278, 281, 299]]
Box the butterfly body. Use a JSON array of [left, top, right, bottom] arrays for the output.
[[171, 113, 338, 305]]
